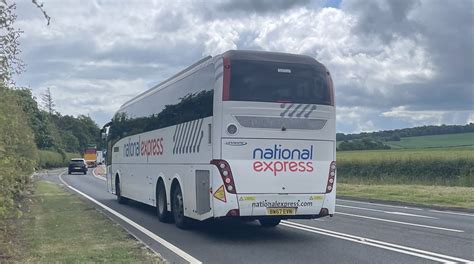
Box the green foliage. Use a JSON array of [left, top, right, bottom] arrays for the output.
[[0, 87, 37, 220], [337, 147, 474, 187], [51, 114, 102, 152], [386, 132, 474, 149], [338, 138, 391, 151], [10, 88, 56, 148], [10, 87, 102, 153], [37, 150, 80, 168]]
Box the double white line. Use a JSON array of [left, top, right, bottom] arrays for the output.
[[281, 221, 471, 263]]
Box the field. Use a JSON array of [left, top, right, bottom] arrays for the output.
[[337, 147, 473, 186], [386, 132, 474, 149]]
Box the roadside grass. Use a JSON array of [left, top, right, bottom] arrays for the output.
[[337, 183, 474, 209], [386, 132, 474, 149], [18, 181, 164, 263]]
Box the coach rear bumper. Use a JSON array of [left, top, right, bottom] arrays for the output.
[[213, 193, 332, 219], [238, 193, 326, 217]]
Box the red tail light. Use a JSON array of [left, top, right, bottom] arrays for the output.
[[326, 161, 336, 193], [222, 57, 231, 101], [211, 159, 237, 194]]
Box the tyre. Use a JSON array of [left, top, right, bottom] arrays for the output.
[[156, 181, 172, 223], [259, 218, 281, 227], [116, 178, 128, 204], [172, 185, 192, 229], [83, 171, 87, 175], [68, 170, 71, 175]]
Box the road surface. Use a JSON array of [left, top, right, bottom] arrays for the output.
[[38, 169, 473, 264]]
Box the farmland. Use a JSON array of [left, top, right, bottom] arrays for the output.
[[336, 146, 473, 187], [386, 132, 474, 149]]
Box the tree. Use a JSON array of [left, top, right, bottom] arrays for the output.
[[41, 87, 55, 115], [0, 1, 25, 86], [11, 88, 55, 148]]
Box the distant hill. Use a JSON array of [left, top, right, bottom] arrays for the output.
[[337, 123, 474, 142], [386, 132, 474, 149], [336, 123, 474, 151]]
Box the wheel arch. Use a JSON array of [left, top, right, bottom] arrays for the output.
[[170, 174, 184, 210], [155, 174, 167, 207], [113, 171, 121, 195]]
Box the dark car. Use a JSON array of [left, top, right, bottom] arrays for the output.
[[68, 159, 88, 175]]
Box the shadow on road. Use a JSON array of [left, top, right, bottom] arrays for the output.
[[124, 199, 316, 243]]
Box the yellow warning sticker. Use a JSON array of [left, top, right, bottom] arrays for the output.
[[309, 195, 323, 201], [239, 196, 256, 201], [213, 185, 226, 202]]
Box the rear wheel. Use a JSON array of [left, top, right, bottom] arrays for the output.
[[116, 178, 128, 204], [172, 185, 192, 229], [68, 170, 71, 175], [259, 218, 281, 227], [156, 181, 172, 223]]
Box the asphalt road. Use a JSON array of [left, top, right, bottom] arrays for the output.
[[38, 169, 473, 264]]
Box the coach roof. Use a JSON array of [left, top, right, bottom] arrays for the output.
[[222, 50, 323, 66], [118, 50, 324, 113]]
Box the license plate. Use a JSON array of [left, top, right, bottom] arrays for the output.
[[267, 208, 296, 215], [75, 167, 80, 169]]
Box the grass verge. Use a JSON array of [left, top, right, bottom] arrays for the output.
[[18, 180, 164, 263], [337, 183, 474, 209]]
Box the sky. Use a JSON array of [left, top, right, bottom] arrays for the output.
[[13, 0, 474, 133]]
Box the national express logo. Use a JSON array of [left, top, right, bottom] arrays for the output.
[[252, 145, 314, 176], [124, 136, 164, 157]]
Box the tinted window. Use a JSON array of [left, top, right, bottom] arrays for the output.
[[107, 63, 214, 144], [229, 60, 331, 105]]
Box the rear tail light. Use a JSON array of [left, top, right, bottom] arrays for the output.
[[326, 161, 336, 193], [211, 159, 237, 194]]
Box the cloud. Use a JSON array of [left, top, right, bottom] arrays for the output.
[[217, 0, 313, 14], [381, 106, 473, 126], [12, 0, 472, 133]]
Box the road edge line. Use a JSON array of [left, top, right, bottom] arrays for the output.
[[280, 222, 456, 264], [58, 171, 201, 264], [337, 212, 464, 233], [283, 221, 471, 263]]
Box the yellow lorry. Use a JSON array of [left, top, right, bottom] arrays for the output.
[[83, 145, 97, 168]]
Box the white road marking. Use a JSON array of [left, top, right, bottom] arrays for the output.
[[282, 221, 471, 264], [337, 199, 424, 211], [58, 171, 201, 264], [92, 167, 106, 181], [429, 210, 474, 217], [337, 212, 464, 233], [387, 211, 438, 218], [337, 204, 438, 219]]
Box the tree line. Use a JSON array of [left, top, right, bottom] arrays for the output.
[[11, 88, 102, 154], [336, 123, 474, 151], [337, 123, 474, 142]]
